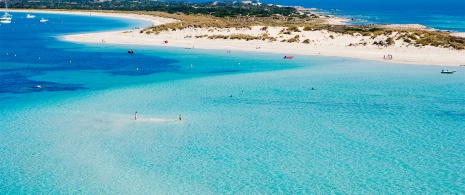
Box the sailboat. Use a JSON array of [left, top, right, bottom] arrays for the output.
[[0, 0, 12, 24]]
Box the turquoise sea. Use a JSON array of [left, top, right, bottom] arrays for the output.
[[185, 0, 465, 32], [1, 12, 465, 193]]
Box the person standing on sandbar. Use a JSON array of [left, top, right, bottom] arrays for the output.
[[135, 111, 138, 120], [179, 114, 182, 121]]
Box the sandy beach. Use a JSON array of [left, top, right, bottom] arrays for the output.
[[3, 7, 465, 194], [23, 10, 462, 66]]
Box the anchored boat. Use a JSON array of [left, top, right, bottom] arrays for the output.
[[0, 0, 12, 24], [441, 70, 456, 74]]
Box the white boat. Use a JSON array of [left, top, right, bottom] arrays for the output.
[[39, 18, 48, 23], [26, 14, 36, 18], [441, 70, 456, 74], [0, 0, 12, 24]]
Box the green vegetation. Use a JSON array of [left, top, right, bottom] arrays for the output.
[[413, 31, 465, 49], [327, 25, 391, 36], [6, 0, 464, 50], [288, 26, 301, 32], [287, 35, 300, 43], [385, 37, 394, 45], [7, 1, 301, 18], [325, 25, 465, 49], [392, 30, 465, 49], [198, 33, 276, 42]]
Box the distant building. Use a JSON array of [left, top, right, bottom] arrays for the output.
[[241, 0, 262, 6]]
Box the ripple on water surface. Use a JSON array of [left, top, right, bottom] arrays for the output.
[[1, 61, 464, 193]]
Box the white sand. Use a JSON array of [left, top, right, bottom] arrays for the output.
[[21, 10, 463, 66], [452, 32, 465, 38]]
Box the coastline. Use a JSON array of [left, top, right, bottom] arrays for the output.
[[2, 9, 465, 194], [14, 9, 464, 66], [10, 9, 178, 26], [452, 32, 465, 38]]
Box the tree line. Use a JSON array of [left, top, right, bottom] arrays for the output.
[[4, 0, 300, 18]]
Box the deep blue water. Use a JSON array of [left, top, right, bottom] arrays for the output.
[[1, 11, 465, 194], [0, 12, 299, 106], [178, 0, 465, 32], [0, 13, 176, 94], [0, 12, 290, 92]]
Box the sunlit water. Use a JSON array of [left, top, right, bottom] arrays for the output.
[[184, 0, 465, 32], [1, 12, 465, 194]]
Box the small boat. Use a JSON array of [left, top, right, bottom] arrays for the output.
[[128, 50, 134, 54], [284, 56, 294, 59], [0, 13, 11, 24], [441, 70, 456, 74], [0, 0, 12, 24], [26, 14, 36, 18], [39, 18, 48, 22]]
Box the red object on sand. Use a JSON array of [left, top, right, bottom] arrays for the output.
[[164, 40, 169, 44], [284, 56, 294, 59]]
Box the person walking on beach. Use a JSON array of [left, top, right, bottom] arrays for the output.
[[135, 111, 138, 120], [387, 54, 393, 60]]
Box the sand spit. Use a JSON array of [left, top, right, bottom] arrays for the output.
[[16, 10, 461, 66]]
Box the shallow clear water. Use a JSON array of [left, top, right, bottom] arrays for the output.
[[1, 12, 465, 194]]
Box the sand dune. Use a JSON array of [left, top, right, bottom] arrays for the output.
[[44, 10, 464, 66]]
